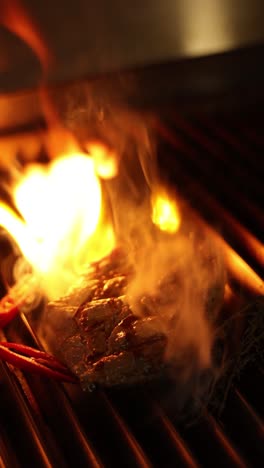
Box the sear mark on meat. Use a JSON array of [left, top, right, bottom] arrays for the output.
[[42, 253, 169, 389], [59, 295, 167, 388], [42, 248, 224, 390]]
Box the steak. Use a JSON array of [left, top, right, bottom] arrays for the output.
[[41, 247, 225, 390]]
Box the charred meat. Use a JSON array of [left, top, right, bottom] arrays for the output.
[[42, 246, 225, 390]]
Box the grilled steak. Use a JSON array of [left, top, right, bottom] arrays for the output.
[[42, 245, 225, 390]]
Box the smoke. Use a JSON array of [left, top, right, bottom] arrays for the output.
[[0, 1, 226, 408], [50, 77, 225, 385]]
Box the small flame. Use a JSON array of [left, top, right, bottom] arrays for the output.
[[151, 190, 181, 233], [0, 152, 115, 299], [86, 142, 118, 179]]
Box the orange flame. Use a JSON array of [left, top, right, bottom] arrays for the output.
[[0, 149, 115, 299], [151, 190, 181, 233], [0, 0, 52, 70], [86, 142, 118, 180], [0, 0, 66, 128], [0, 0, 117, 299]]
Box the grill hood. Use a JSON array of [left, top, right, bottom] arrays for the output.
[[1, 0, 264, 128]]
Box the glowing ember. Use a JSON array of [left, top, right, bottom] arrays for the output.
[[151, 191, 181, 233], [0, 153, 115, 299]]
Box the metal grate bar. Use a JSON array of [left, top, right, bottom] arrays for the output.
[[155, 117, 263, 466], [162, 147, 262, 272], [204, 413, 247, 468], [0, 425, 20, 468], [64, 386, 153, 467], [156, 120, 264, 237], [155, 153, 262, 298], [152, 406, 199, 468], [168, 112, 263, 202], [200, 114, 264, 173], [234, 389, 264, 435], [4, 316, 104, 468], [157, 122, 264, 271], [100, 391, 152, 468], [6, 315, 154, 468], [190, 117, 263, 178], [176, 415, 248, 468], [106, 387, 199, 467], [0, 113, 263, 467], [232, 123, 264, 151], [0, 360, 60, 467], [196, 116, 264, 177], [220, 389, 264, 467], [238, 365, 264, 419]]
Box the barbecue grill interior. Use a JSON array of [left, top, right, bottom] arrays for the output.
[[0, 1, 264, 466]]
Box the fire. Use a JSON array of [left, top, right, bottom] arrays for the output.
[[151, 190, 181, 233], [86, 142, 118, 179], [0, 152, 115, 299], [0, 0, 226, 392], [0, 0, 52, 69]]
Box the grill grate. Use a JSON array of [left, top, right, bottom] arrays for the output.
[[0, 112, 263, 467]]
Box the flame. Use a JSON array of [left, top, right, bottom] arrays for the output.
[[86, 142, 118, 179], [0, 0, 118, 300], [0, 0, 52, 70], [0, 0, 65, 128], [151, 190, 181, 233], [0, 0, 223, 390], [0, 152, 115, 299]]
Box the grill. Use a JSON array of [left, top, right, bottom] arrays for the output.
[[0, 109, 263, 467]]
